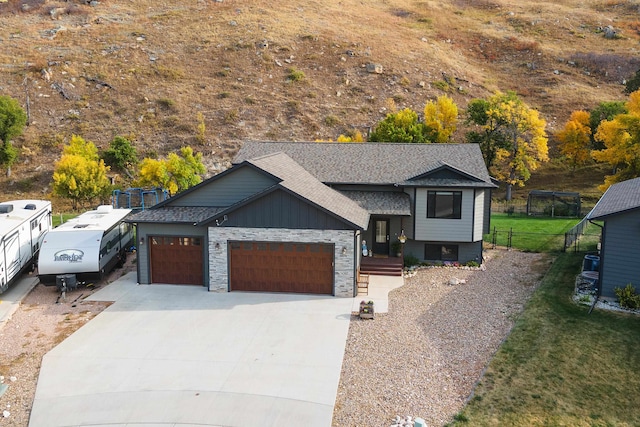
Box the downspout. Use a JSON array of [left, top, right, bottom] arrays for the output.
[[354, 230, 361, 298], [133, 223, 141, 284], [587, 219, 604, 313]]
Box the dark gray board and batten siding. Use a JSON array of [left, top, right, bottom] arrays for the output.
[[402, 240, 482, 264], [220, 189, 357, 230], [166, 166, 277, 208]]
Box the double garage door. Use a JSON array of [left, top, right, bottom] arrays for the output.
[[229, 241, 334, 295]]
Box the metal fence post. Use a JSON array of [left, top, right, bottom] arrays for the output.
[[492, 226, 497, 249]]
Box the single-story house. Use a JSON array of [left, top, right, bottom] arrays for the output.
[[128, 142, 496, 297], [586, 177, 640, 299]]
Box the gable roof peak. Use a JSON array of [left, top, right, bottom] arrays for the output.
[[235, 141, 494, 186], [587, 176, 640, 220], [245, 151, 370, 229]]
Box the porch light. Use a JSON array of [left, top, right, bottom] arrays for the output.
[[342, 246, 347, 255], [398, 230, 407, 244]]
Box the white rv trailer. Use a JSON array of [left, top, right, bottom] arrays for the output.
[[38, 205, 134, 286], [0, 200, 52, 294]]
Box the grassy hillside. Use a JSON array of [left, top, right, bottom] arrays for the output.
[[1, 0, 638, 206]]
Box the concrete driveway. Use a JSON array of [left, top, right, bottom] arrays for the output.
[[29, 272, 354, 427]]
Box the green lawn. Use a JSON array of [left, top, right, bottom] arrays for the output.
[[485, 214, 600, 253], [449, 253, 640, 426], [52, 213, 77, 227]]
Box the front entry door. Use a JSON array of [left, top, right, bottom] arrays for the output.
[[372, 219, 390, 256]]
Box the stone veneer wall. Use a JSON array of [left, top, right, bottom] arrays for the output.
[[208, 227, 356, 297]]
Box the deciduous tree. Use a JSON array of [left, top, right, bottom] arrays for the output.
[[592, 90, 640, 190], [466, 91, 549, 200], [337, 130, 364, 142], [0, 95, 27, 177], [423, 95, 458, 143], [53, 135, 111, 209], [556, 110, 592, 171], [137, 157, 169, 190], [369, 108, 428, 143], [466, 98, 510, 169], [625, 69, 640, 95], [136, 146, 206, 195], [103, 135, 138, 172], [589, 101, 627, 150]]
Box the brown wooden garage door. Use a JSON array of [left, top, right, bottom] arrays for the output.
[[150, 236, 203, 285], [229, 241, 334, 294]]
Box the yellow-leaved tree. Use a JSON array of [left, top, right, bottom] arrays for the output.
[[592, 90, 640, 190], [423, 95, 458, 143], [136, 146, 206, 195], [467, 91, 548, 200], [52, 135, 111, 209], [337, 130, 365, 142], [556, 110, 592, 171], [137, 158, 169, 191]]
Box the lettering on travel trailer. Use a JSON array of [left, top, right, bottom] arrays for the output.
[[38, 205, 134, 287], [0, 200, 52, 294]]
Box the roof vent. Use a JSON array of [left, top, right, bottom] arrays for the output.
[[96, 205, 113, 214], [24, 203, 37, 210], [0, 204, 14, 214]]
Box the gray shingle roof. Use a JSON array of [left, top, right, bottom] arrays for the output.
[[127, 207, 225, 223], [247, 152, 370, 229], [400, 178, 493, 187], [587, 177, 640, 220], [234, 141, 494, 186], [338, 191, 411, 215]]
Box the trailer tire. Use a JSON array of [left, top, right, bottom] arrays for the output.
[[117, 250, 126, 268]]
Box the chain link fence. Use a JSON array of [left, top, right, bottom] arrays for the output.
[[486, 224, 601, 253]]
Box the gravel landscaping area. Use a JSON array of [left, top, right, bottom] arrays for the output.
[[332, 249, 550, 427], [1, 249, 549, 427]]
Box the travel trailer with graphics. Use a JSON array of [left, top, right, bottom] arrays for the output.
[[0, 200, 52, 294], [38, 205, 133, 287]]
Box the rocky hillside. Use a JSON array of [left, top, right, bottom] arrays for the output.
[[0, 0, 638, 203]]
